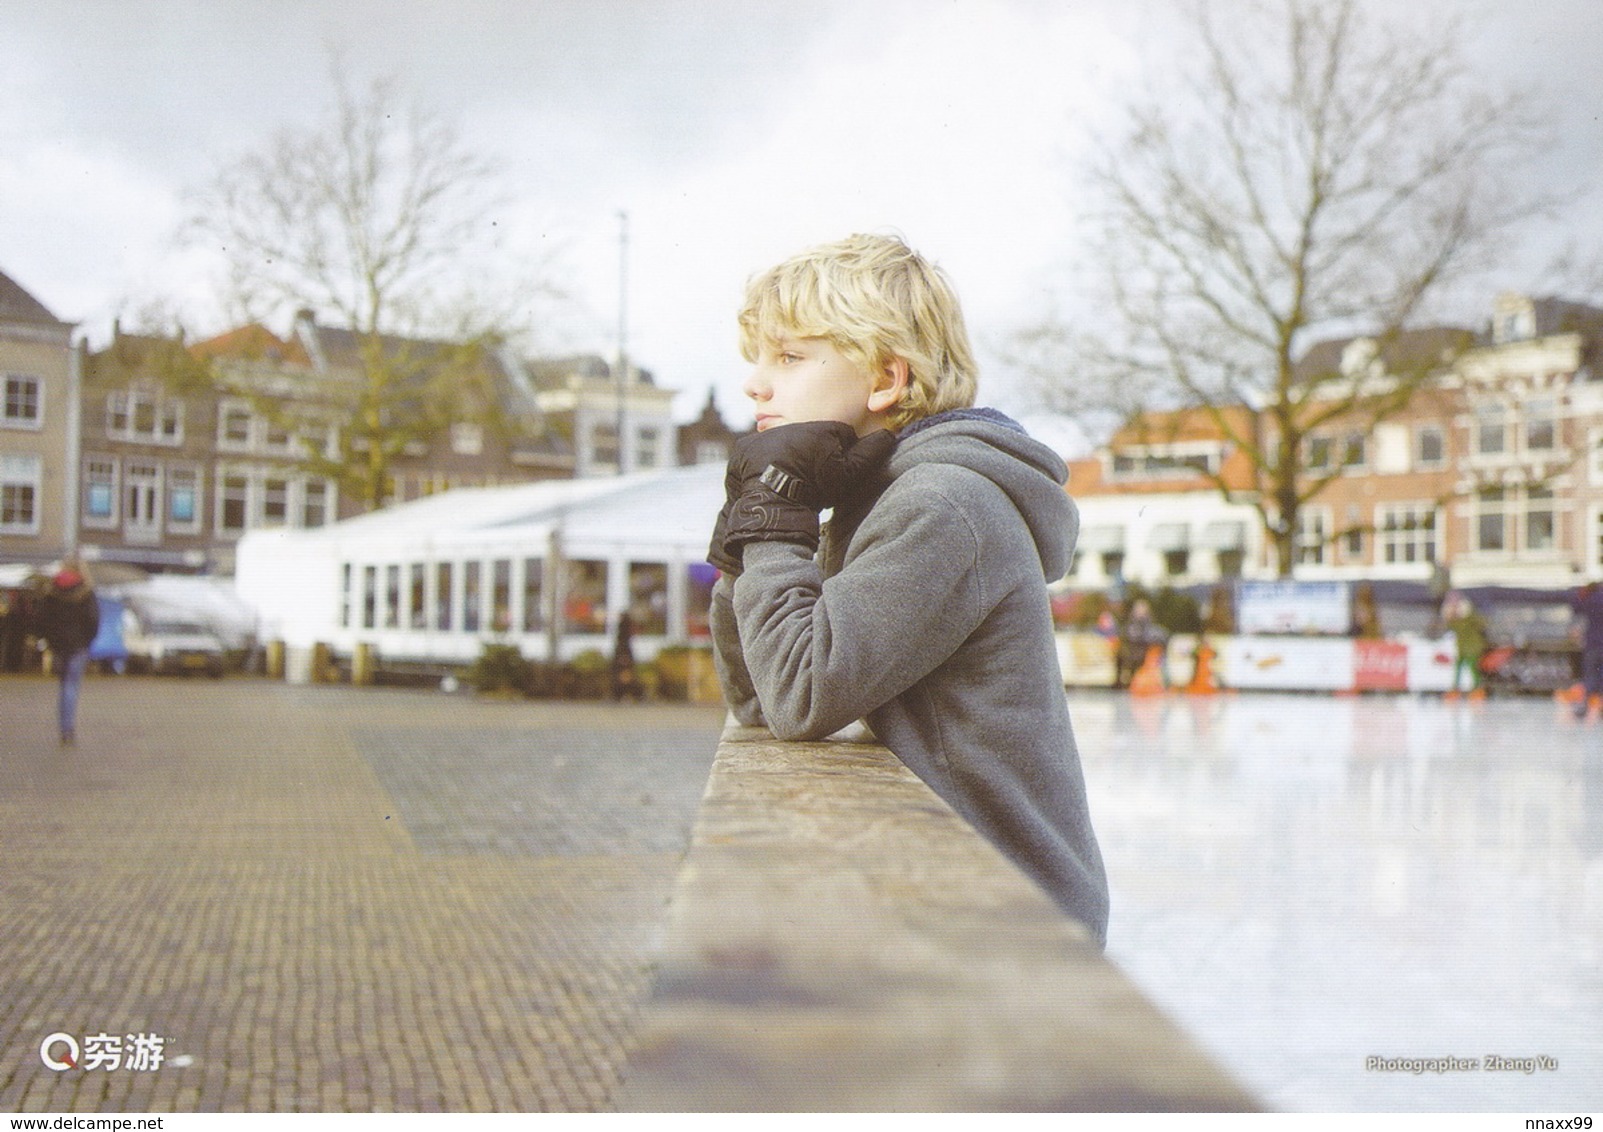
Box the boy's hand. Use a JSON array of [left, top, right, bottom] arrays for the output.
[[708, 422, 897, 574]]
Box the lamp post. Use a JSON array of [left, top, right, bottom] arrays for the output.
[[616, 209, 629, 476]]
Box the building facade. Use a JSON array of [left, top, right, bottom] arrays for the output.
[[0, 269, 79, 567], [77, 315, 584, 575], [1065, 294, 1603, 594]]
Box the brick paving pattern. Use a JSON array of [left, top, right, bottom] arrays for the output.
[[0, 676, 723, 1112]]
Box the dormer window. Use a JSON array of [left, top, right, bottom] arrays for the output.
[[1492, 295, 1537, 344]]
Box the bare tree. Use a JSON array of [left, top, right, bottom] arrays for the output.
[[186, 60, 565, 511], [1017, 0, 1556, 575]]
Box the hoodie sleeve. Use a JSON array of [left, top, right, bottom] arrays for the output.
[[728, 471, 994, 741], [709, 574, 767, 727]]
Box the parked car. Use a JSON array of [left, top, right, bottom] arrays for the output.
[[122, 610, 227, 677]]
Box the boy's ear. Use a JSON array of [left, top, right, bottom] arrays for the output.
[[867, 357, 910, 414]]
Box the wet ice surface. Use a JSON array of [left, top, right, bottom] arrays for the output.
[[1071, 689, 1603, 1112]]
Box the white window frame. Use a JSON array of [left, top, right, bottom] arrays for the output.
[[106, 388, 183, 446], [1296, 507, 1331, 566], [1524, 396, 1557, 454], [166, 463, 203, 535], [3, 373, 43, 430], [1417, 424, 1446, 470], [1475, 402, 1508, 457], [0, 454, 42, 534], [218, 400, 255, 452], [1378, 502, 1438, 566], [1475, 487, 1510, 554], [83, 455, 120, 529]]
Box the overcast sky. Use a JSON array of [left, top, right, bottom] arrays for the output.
[[4, 0, 1602, 450]]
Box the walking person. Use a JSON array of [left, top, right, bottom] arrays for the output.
[[38, 561, 100, 745]]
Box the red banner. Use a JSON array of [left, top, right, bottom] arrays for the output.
[[1354, 639, 1409, 691]]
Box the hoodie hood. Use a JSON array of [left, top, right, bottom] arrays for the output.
[[888, 409, 1078, 581]]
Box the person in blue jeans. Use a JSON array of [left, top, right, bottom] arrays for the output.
[[38, 563, 100, 746]]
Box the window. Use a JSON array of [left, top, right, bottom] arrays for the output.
[[106, 389, 182, 444], [628, 562, 669, 634], [1525, 397, 1556, 453], [219, 403, 253, 449], [384, 565, 401, 629], [340, 563, 353, 628], [1379, 504, 1438, 565], [521, 558, 544, 633], [434, 562, 454, 631], [84, 457, 118, 527], [3, 374, 42, 428], [1305, 436, 1332, 473], [1109, 447, 1218, 480], [1476, 404, 1508, 456], [168, 466, 201, 533], [362, 565, 378, 629], [591, 423, 620, 468], [636, 427, 661, 470], [1417, 425, 1446, 469], [0, 454, 41, 533], [302, 480, 329, 528], [1341, 432, 1367, 471], [261, 478, 289, 527], [492, 559, 513, 633], [220, 473, 249, 534], [1476, 488, 1508, 553], [409, 564, 427, 629], [462, 562, 482, 633], [1296, 508, 1329, 566], [563, 560, 609, 634], [1526, 486, 1556, 552]]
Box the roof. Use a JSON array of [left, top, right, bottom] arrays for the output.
[[0, 267, 69, 327], [245, 462, 725, 554], [1294, 326, 1476, 381], [190, 323, 311, 366]]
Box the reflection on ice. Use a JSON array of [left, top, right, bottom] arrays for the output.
[[1072, 690, 1603, 1112]]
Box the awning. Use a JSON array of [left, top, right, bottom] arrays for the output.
[[1145, 522, 1191, 551], [1199, 520, 1247, 551], [1077, 525, 1127, 553]]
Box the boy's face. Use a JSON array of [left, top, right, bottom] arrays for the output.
[[743, 333, 885, 436]]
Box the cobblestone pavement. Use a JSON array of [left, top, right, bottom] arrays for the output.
[[0, 675, 723, 1112]]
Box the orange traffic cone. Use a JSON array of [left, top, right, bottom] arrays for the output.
[[1129, 644, 1167, 697], [1556, 682, 1585, 705], [1186, 640, 1221, 695]]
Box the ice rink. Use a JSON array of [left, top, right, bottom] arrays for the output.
[[1073, 688, 1603, 1112]]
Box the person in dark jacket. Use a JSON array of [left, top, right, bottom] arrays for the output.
[[1571, 583, 1603, 720], [707, 234, 1109, 947], [37, 562, 100, 745]]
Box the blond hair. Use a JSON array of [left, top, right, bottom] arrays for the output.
[[738, 233, 978, 429]]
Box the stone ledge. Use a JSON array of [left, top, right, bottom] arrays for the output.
[[621, 725, 1259, 1112]]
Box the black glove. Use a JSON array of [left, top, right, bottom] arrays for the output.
[[708, 422, 897, 575]]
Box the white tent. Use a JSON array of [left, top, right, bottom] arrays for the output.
[[235, 463, 728, 665]]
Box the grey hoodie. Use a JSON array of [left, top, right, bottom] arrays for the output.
[[712, 411, 1110, 946]]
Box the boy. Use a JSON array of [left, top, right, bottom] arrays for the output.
[[708, 233, 1109, 947]]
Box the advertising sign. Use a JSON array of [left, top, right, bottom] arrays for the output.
[[1221, 636, 1355, 691], [1353, 639, 1409, 691], [1235, 580, 1352, 636]]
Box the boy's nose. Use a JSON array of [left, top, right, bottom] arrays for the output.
[[742, 367, 771, 401]]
